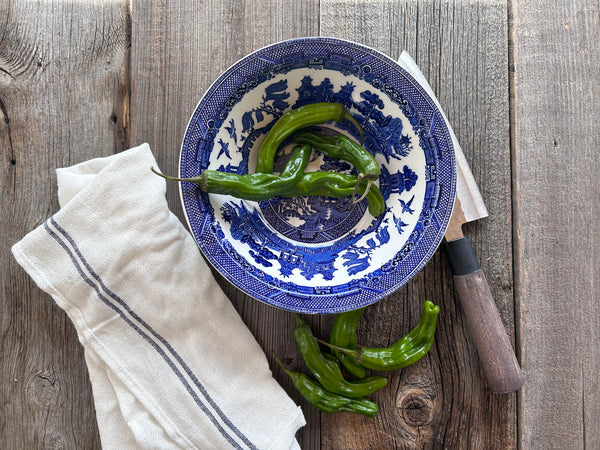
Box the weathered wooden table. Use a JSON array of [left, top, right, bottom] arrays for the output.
[[2, 1, 599, 448]]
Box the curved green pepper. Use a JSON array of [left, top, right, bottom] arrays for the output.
[[151, 144, 311, 201], [273, 353, 379, 417], [330, 307, 368, 379], [293, 316, 387, 398], [256, 102, 363, 174], [321, 301, 440, 371], [153, 151, 384, 216], [293, 129, 380, 183]]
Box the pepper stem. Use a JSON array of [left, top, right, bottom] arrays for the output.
[[271, 350, 295, 378], [315, 338, 359, 360], [351, 180, 374, 205], [349, 173, 364, 203], [150, 167, 205, 186], [293, 312, 305, 326]]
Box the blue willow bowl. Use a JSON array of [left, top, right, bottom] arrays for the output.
[[179, 37, 456, 314]]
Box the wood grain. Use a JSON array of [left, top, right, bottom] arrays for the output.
[[129, 0, 320, 220], [3, 0, 598, 448], [128, 1, 322, 448], [512, 0, 600, 447], [0, 0, 130, 447], [320, 0, 517, 448]]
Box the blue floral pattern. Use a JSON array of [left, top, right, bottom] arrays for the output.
[[179, 38, 456, 313]]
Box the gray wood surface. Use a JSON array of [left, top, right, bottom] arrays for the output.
[[1, 0, 598, 448], [512, 1, 600, 448], [0, 0, 127, 447], [320, 1, 517, 448]]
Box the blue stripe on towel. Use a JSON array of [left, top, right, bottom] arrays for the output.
[[45, 218, 257, 450]]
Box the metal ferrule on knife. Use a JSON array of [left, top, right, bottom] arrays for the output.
[[445, 236, 481, 276]]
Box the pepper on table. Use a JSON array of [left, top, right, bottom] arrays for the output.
[[272, 353, 379, 417], [329, 307, 368, 379], [293, 315, 388, 398], [320, 300, 440, 371]]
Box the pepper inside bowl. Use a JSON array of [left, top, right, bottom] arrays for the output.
[[178, 37, 456, 314]]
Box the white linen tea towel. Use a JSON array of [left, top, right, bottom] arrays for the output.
[[12, 143, 305, 450]]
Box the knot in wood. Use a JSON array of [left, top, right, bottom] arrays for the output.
[[26, 370, 59, 408], [397, 388, 433, 427], [43, 431, 69, 449]]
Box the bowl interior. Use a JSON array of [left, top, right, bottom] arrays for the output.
[[179, 37, 456, 313]]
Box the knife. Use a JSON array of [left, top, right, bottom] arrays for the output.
[[398, 52, 524, 393], [444, 193, 524, 394]]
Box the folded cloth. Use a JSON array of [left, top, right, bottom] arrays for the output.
[[12, 143, 305, 449]]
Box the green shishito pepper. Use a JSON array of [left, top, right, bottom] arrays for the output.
[[256, 102, 363, 174], [320, 301, 440, 371], [292, 129, 379, 203], [293, 315, 387, 398], [330, 307, 368, 379], [151, 144, 311, 201], [273, 353, 379, 417], [279, 172, 385, 217], [153, 151, 385, 217], [293, 129, 380, 183]]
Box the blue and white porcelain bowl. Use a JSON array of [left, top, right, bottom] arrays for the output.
[[179, 37, 456, 314]]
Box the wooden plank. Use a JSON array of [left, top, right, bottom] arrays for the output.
[[129, 0, 320, 219], [320, 1, 517, 448], [0, 0, 130, 447], [512, 1, 600, 448], [128, 1, 321, 447]]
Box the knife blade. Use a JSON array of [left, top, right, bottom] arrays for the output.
[[398, 52, 524, 393]]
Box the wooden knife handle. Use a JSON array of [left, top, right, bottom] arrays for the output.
[[445, 237, 524, 394]]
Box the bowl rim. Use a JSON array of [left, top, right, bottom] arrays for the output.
[[177, 36, 457, 313]]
